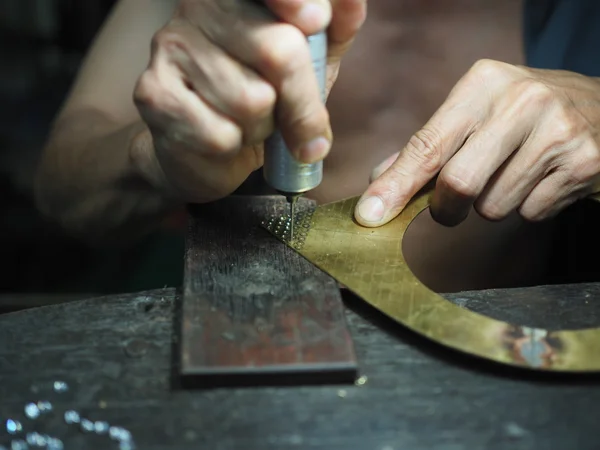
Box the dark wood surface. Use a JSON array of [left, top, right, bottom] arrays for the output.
[[180, 197, 357, 387], [3, 193, 600, 449], [0, 294, 92, 313], [1, 284, 600, 449]]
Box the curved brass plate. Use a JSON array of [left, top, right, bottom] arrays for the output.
[[264, 190, 600, 372]]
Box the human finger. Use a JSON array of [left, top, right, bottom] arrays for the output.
[[472, 98, 588, 221], [354, 60, 535, 227], [484, 135, 598, 221], [327, 0, 367, 61], [198, 4, 332, 163], [431, 98, 533, 226], [155, 22, 277, 145], [134, 63, 262, 201], [134, 58, 243, 159], [471, 137, 546, 222], [515, 174, 580, 221], [355, 106, 478, 227]]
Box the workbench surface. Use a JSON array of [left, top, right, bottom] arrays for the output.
[[1, 283, 600, 450]]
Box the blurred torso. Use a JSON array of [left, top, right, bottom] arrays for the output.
[[317, 0, 525, 201], [305, 0, 556, 292]]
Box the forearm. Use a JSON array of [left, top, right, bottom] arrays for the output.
[[35, 108, 180, 246]]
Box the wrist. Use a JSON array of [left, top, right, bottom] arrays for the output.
[[128, 123, 179, 201]]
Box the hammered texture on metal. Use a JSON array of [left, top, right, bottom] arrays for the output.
[[262, 203, 316, 250], [263, 189, 600, 372]]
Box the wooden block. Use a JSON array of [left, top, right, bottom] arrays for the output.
[[180, 195, 358, 387]]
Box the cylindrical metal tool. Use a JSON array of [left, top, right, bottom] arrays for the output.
[[263, 31, 328, 196]]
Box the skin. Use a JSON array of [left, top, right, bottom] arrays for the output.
[[325, 0, 559, 292], [35, 0, 600, 292], [35, 0, 363, 240], [360, 64, 600, 225]]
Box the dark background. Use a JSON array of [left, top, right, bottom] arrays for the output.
[[1, 0, 600, 312], [0, 0, 186, 311]]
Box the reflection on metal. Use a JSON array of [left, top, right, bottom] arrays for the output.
[[263, 203, 316, 251], [263, 189, 600, 372]]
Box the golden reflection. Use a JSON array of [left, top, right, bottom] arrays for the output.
[[263, 189, 600, 372]]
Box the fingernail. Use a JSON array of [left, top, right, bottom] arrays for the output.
[[298, 3, 329, 28], [296, 137, 330, 163], [357, 196, 385, 222]]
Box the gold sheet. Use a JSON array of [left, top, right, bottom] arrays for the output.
[[263, 190, 600, 372]]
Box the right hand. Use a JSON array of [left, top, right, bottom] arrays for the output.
[[132, 0, 367, 203]]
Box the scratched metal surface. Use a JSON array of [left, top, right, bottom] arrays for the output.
[[264, 190, 600, 372]]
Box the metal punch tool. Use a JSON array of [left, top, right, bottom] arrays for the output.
[[259, 6, 328, 240]]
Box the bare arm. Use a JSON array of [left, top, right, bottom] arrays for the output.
[[35, 0, 178, 245], [35, 0, 366, 246]]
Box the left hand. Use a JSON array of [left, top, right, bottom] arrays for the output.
[[355, 59, 600, 227]]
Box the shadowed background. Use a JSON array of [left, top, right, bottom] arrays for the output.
[[1, 0, 599, 312]]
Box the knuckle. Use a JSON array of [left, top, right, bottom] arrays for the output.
[[518, 204, 545, 222], [134, 72, 162, 109], [581, 142, 600, 173], [404, 128, 444, 172], [438, 170, 479, 199], [470, 58, 508, 80], [549, 108, 582, 145], [287, 105, 329, 134], [566, 142, 600, 184], [242, 117, 274, 146], [162, 119, 242, 156], [151, 27, 185, 53], [202, 122, 243, 155], [519, 79, 554, 108], [474, 200, 507, 222], [256, 25, 308, 77], [231, 84, 276, 121]]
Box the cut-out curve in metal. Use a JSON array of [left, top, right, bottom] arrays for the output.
[[263, 189, 600, 372]]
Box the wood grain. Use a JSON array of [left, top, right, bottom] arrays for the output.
[[1, 284, 600, 449], [180, 196, 357, 387]]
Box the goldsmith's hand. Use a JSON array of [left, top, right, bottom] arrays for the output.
[[356, 59, 600, 227], [132, 0, 366, 203]]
